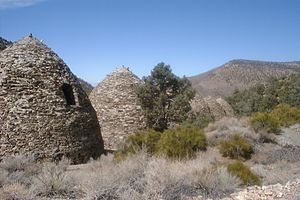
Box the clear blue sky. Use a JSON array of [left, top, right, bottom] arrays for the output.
[[1, 0, 300, 85]]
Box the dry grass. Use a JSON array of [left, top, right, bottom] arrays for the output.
[[276, 124, 300, 146], [204, 117, 259, 147], [30, 158, 80, 198], [0, 155, 80, 199], [77, 152, 147, 200], [252, 161, 300, 185], [70, 150, 241, 199], [0, 154, 35, 173], [0, 154, 38, 187], [264, 145, 300, 164], [193, 166, 241, 197], [0, 182, 34, 200], [0, 168, 8, 187], [0, 123, 299, 200]]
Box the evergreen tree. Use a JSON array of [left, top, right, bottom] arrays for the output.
[[137, 62, 195, 131]]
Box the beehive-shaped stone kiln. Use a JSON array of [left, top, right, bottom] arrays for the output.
[[89, 67, 145, 150], [191, 94, 234, 120], [0, 35, 104, 163]]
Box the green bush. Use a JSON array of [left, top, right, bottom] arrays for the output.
[[117, 126, 207, 160], [250, 112, 280, 133], [156, 127, 207, 159], [181, 114, 214, 129], [227, 160, 261, 186], [271, 104, 300, 127], [124, 129, 162, 154], [114, 129, 161, 161], [219, 134, 254, 160], [226, 73, 300, 116]]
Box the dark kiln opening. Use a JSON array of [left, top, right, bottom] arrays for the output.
[[62, 84, 76, 105]]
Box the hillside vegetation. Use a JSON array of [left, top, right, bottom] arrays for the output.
[[188, 59, 300, 97], [226, 73, 300, 116]]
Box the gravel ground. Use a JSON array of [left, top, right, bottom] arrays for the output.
[[183, 179, 300, 200]]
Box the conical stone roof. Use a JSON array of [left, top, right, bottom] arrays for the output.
[[191, 94, 234, 120], [0, 35, 104, 163], [89, 67, 145, 150]]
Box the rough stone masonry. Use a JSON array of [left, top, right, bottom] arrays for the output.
[[89, 67, 146, 150], [190, 94, 234, 120], [0, 35, 104, 163]]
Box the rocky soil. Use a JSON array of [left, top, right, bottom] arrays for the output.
[[223, 179, 300, 200], [183, 179, 300, 200]]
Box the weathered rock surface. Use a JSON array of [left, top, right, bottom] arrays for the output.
[[89, 67, 145, 150], [190, 94, 234, 120], [0, 35, 104, 163]]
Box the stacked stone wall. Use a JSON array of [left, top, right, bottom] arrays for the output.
[[89, 67, 145, 150], [191, 94, 234, 120], [0, 36, 104, 163]]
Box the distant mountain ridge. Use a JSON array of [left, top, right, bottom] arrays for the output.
[[0, 37, 13, 51], [77, 77, 94, 95], [188, 59, 300, 97]]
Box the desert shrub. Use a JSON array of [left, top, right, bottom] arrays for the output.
[[118, 126, 207, 160], [219, 134, 254, 160], [227, 160, 261, 186], [250, 112, 280, 133], [0, 169, 8, 187], [194, 166, 241, 198], [204, 117, 259, 147], [124, 129, 161, 154], [81, 150, 239, 200], [181, 113, 214, 129], [264, 145, 300, 164], [31, 158, 78, 198], [0, 183, 34, 200], [83, 152, 148, 200], [257, 131, 277, 143], [115, 129, 161, 161], [142, 155, 204, 199], [252, 160, 300, 185], [0, 154, 35, 174], [271, 104, 300, 127], [156, 127, 207, 159], [277, 124, 300, 146], [0, 154, 38, 187]]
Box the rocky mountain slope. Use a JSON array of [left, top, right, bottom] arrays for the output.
[[188, 59, 300, 97]]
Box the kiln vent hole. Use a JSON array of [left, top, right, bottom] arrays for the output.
[[62, 84, 76, 105]]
